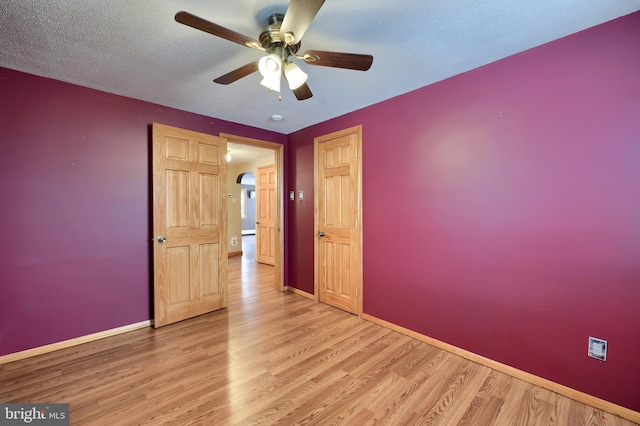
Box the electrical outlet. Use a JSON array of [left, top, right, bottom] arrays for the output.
[[588, 337, 607, 361]]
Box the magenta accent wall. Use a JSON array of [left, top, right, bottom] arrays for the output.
[[284, 139, 315, 294], [0, 68, 286, 356], [286, 12, 640, 411]]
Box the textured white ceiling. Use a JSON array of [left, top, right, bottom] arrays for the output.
[[1, 0, 639, 134]]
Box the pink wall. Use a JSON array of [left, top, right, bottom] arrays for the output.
[[0, 68, 286, 356], [286, 12, 640, 411]]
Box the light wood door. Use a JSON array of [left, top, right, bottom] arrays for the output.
[[315, 125, 363, 314], [256, 164, 276, 265], [152, 123, 227, 328]]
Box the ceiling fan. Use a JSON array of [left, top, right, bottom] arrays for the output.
[[175, 0, 373, 100]]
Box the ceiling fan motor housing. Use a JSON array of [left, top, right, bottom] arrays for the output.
[[259, 14, 300, 57]]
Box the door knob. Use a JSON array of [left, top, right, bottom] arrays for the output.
[[256, 221, 261, 225], [157, 236, 167, 243], [318, 231, 325, 237]]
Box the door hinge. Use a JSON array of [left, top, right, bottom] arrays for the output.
[[356, 287, 359, 298], [355, 218, 358, 228], [355, 148, 358, 159]]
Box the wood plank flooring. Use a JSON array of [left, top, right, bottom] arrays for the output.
[[2, 240, 637, 425]]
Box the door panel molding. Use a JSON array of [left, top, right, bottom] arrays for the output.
[[314, 125, 363, 315], [256, 164, 276, 265], [152, 123, 228, 327]]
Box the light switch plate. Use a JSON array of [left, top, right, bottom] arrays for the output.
[[298, 190, 304, 201], [289, 191, 295, 201]]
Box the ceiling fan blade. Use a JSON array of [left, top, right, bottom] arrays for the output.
[[292, 82, 313, 101], [175, 11, 264, 50], [280, 0, 325, 45], [303, 50, 373, 71], [213, 62, 259, 85]]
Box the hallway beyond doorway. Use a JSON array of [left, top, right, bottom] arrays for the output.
[[227, 234, 274, 304], [242, 234, 256, 261]]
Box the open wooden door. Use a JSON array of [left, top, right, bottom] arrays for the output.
[[152, 123, 227, 327], [314, 125, 363, 315], [256, 164, 276, 265]]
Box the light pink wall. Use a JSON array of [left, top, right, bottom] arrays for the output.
[[286, 12, 640, 411], [0, 68, 286, 356]]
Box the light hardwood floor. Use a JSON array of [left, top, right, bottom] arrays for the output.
[[1, 241, 637, 425]]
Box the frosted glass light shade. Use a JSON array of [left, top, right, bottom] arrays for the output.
[[258, 54, 282, 92], [284, 62, 308, 90], [258, 54, 282, 77], [260, 75, 281, 92]]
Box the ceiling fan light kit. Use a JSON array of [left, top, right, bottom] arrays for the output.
[[175, 0, 373, 100], [258, 54, 282, 75], [283, 62, 307, 90], [260, 75, 281, 93], [259, 54, 283, 92]]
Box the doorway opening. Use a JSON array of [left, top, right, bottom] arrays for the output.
[[222, 133, 284, 294]]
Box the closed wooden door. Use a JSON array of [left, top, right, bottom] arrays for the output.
[[152, 123, 227, 327], [256, 164, 276, 265], [315, 126, 363, 314]]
